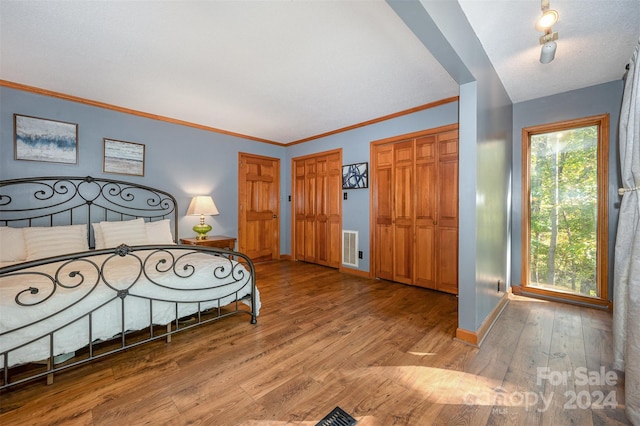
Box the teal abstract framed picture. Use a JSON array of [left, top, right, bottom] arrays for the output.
[[14, 114, 78, 164]]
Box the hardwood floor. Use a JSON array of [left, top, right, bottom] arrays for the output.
[[0, 260, 629, 425]]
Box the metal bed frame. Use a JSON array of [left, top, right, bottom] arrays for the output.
[[0, 176, 257, 390]]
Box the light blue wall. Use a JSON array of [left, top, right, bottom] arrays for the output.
[[512, 80, 624, 300], [412, 0, 513, 333], [1, 86, 458, 267], [285, 101, 459, 271], [4, 9, 620, 337], [0, 1, 515, 338], [0, 86, 286, 243]]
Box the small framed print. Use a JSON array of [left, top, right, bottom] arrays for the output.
[[103, 138, 145, 177], [342, 162, 368, 189], [14, 114, 78, 164]]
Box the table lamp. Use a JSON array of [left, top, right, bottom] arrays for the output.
[[186, 195, 219, 240]]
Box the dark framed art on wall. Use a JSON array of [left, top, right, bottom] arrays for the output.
[[342, 162, 368, 189]]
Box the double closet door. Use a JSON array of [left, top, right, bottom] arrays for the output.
[[293, 149, 342, 268], [371, 125, 459, 294]]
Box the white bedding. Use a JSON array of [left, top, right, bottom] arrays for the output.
[[0, 249, 260, 368]]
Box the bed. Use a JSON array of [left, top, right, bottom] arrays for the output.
[[0, 176, 259, 390]]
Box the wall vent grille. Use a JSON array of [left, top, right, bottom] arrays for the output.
[[342, 230, 358, 268]]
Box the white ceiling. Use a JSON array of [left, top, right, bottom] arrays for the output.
[[459, 0, 640, 103], [1, 1, 638, 144]]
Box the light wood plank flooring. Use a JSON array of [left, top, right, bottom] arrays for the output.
[[0, 260, 629, 425]]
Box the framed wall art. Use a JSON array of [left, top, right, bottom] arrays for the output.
[[14, 114, 78, 164], [103, 138, 145, 177], [342, 162, 368, 189]]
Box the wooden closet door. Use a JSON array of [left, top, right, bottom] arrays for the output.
[[294, 160, 306, 261], [291, 150, 342, 268], [414, 136, 437, 289], [436, 130, 459, 294], [374, 145, 394, 280], [315, 152, 342, 268], [326, 152, 342, 268], [393, 141, 414, 284], [304, 158, 317, 262], [316, 155, 330, 266], [371, 125, 459, 295]]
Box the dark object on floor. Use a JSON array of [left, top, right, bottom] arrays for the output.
[[316, 406, 357, 426]]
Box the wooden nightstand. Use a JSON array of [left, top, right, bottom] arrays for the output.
[[180, 236, 236, 250]]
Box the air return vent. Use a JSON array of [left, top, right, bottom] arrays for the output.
[[342, 230, 358, 267], [316, 406, 357, 426]]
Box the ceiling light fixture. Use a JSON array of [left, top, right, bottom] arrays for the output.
[[537, 0, 559, 64], [540, 41, 557, 64], [536, 9, 558, 31]]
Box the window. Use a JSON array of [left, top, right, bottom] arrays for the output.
[[521, 115, 609, 307]]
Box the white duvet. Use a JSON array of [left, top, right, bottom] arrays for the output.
[[0, 249, 260, 368]]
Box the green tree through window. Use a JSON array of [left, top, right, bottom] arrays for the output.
[[529, 126, 598, 297]]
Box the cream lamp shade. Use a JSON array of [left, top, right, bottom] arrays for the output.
[[186, 195, 219, 240]]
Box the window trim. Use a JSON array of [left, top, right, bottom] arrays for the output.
[[519, 114, 610, 308]]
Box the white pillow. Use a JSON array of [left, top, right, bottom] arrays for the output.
[[145, 219, 175, 244], [0, 227, 27, 262], [23, 225, 89, 261], [100, 218, 148, 248], [92, 223, 106, 249]]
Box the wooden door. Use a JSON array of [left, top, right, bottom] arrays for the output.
[[315, 153, 342, 267], [373, 145, 394, 280], [304, 158, 317, 262], [414, 136, 437, 289], [316, 156, 330, 265], [238, 153, 280, 263], [294, 160, 306, 261], [371, 125, 459, 295], [393, 141, 414, 284], [292, 149, 342, 268], [325, 152, 342, 267], [435, 131, 459, 293]]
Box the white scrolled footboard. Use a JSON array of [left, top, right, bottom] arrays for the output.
[[0, 244, 258, 389]]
